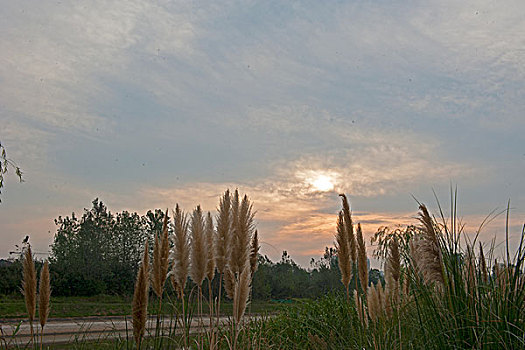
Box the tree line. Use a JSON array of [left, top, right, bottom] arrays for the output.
[[1, 198, 382, 299]]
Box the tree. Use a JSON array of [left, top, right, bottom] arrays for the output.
[[0, 141, 23, 202], [49, 199, 150, 295]]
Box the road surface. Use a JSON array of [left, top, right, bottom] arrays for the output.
[[0, 315, 246, 348]]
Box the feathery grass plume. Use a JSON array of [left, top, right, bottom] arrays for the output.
[[414, 204, 444, 286], [339, 194, 356, 263], [215, 190, 232, 275], [132, 241, 149, 348], [38, 260, 50, 350], [383, 260, 393, 318], [152, 210, 170, 297], [38, 261, 50, 327], [230, 194, 255, 276], [386, 238, 401, 308], [233, 265, 251, 325], [190, 205, 207, 287], [205, 212, 216, 282], [205, 211, 216, 346], [367, 284, 380, 322], [171, 204, 189, 298], [335, 211, 351, 297], [479, 242, 488, 284], [224, 267, 236, 299], [151, 210, 169, 348], [356, 223, 368, 292], [22, 246, 37, 345], [249, 230, 259, 276]]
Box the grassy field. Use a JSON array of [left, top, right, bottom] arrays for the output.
[[0, 294, 287, 320]]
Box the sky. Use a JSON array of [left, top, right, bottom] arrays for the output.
[[1, 0, 525, 267]]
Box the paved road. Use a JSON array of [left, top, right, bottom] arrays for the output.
[[0, 315, 239, 347]]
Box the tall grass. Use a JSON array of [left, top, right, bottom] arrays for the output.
[[15, 191, 525, 350], [238, 196, 525, 349]]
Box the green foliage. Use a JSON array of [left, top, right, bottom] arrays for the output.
[[49, 199, 152, 296]]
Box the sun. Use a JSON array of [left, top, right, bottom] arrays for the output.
[[310, 174, 335, 192]]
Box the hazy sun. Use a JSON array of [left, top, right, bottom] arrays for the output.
[[310, 174, 335, 192]]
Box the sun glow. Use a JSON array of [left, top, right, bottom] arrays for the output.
[[311, 175, 335, 192]]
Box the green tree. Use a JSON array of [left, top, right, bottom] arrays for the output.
[[49, 199, 150, 295]]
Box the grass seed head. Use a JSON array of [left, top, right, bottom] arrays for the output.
[[38, 261, 51, 328]]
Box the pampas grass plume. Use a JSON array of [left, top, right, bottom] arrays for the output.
[[152, 210, 170, 297], [205, 211, 216, 281], [336, 211, 351, 293], [215, 190, 232, 275], [231, 193, 254, 275], [356, 223, 368, 291], [233, 265, 251, 324], [171, 204, 189, 297], [339, 194, 356, 263], [22, 246, 37, 323], [190, 206, 207, 287], [38, 261, 51, 328], [132, 241, 150, 347]]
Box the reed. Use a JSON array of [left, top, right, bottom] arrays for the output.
[[38, 261, 50, 350], [152, 209, 170, 298], [356, 223, 368, 293], [190, 206, 207, 348], [335, 211, 351, 299], [152, 209, 170, 348], [385, 238, 400, 309], [215, 190, 233, 326], [249, 230, 259, 276], [230, 193, 255, 276], [205, 211, 216, 347], [170, 204, 190, 348], [171, 204, 189, 297], [339, 194, 356, 263], [233, 265, 251, 349], [132, 241, 149, 349], [22, 246, 37, 347]]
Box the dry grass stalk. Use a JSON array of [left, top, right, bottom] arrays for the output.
[[205, 212, 216, 282], [132, 241, 150, 348], [339, 194, 356, 263], [22, 246, 37, 345], [336, 211, 351, 295], [367, 283, 383, 322], [233, 265, 251, 325], [215, 190, 232, 275], [249, 230, 259, 276], [224, 267, 235, 299], [38, 261, 50, 328], [171, 204, 189, 298], [356, 223, 368, 292], [152, 210, 170, 297], [38, 260, 51, 350], [230, 193, 255, 276], [190, 205, 207, 287], [412, 205, 444, 287], [479, 242, 488, 284], [386, 239, 401, 308]]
